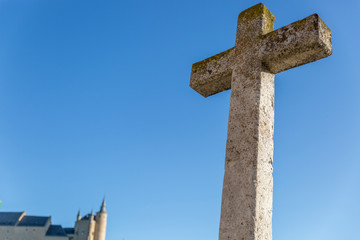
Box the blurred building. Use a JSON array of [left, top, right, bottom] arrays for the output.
[[0, 199, 107, 240]]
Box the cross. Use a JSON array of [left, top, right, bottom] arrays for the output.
[[190, 3, 332, 240]]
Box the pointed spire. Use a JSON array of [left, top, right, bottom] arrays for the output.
[[100, 197, 106, 213], [77, 210, 81, 221], [91, 209, 94, 216]]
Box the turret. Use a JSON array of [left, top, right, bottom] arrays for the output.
[[77, 210, 81, 221], [100, 199, 106, 213], [74, 210, 96, 240], [94, 198, 107, 240]]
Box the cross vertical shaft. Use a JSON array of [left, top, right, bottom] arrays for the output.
[[219, 7, 275, 240], [220, 69, 274, 240], [189, 3, 332, 240]]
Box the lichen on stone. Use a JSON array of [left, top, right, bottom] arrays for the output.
[[192, 47, 234, 73]]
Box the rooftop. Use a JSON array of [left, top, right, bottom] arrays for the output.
[[0, 212, 50, 227], [46, 225, 67, 236], [0, 212, 24, 226], [17, 216, 50, 227]]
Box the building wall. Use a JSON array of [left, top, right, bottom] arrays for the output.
[[45, 236, 69, 240], [0, 225, 50, 240], [67, 233, 75, 240], [74, 218, 95, 240], [0, 226, 15, 240]]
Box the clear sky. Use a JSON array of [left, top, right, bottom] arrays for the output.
[[0, 0, 359, 240]]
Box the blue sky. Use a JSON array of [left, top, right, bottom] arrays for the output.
[[0, 0, 359, 240]]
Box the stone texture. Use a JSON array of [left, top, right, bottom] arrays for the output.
[[189, 3, 332, 240]]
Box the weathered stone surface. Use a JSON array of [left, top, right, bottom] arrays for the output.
[[190, 48, 235, 97], [190, 5, 332, 98], [189, 3, 332, 240], [260, 14, 332, 74]]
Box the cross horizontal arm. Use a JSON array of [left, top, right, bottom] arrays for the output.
[[190, 48, 235, 97], [260, 14, 332, 74]]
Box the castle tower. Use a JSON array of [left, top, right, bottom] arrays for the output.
[[74, 210, 96, 240], [94, 199, 107, 240]]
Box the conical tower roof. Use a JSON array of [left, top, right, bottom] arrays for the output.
[[77, 210, 81, 221], [100, 198, 106, 213]]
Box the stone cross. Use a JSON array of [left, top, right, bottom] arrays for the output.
[[190, 3, 332, 240]]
